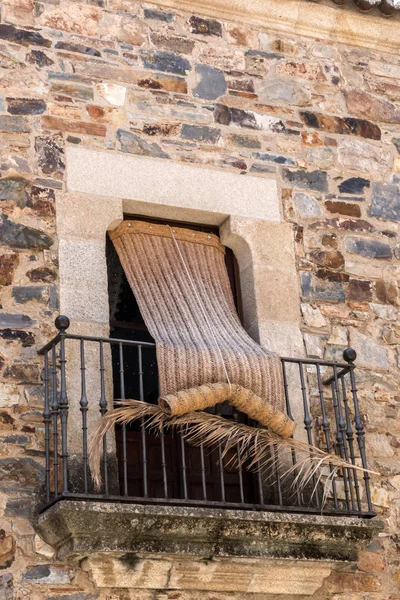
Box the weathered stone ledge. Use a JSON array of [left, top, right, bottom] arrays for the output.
[[37, 500, 383, 562]]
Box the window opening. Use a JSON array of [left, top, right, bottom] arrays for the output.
[[107, 217, 260, 503]]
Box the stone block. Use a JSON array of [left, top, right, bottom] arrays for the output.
[[117, 129, 169, 158], [344, 236, 391, 260], [252, 152, 296, 166], [0, 115, 30, 133], [293, 192, 322, 219], [0, 314, 36, 329], [345, 89, 400, 125], [193, 65, 226, 101], [325, 201, 361, 217], [12, 286, 47, 304], [0, 23, 51, 47], [0, 458, 44, 491], [181, 125, 221, 143], [347, 279, 372, 303], [0, 215, 53, 249], [144, 8, 175, 22], [350, 330, 389, 370], [39, 4, 99, 36], [141, 50, 191, 76], [370, 182, 400, 222], [338, 139, 389, 173], [6, 98, 46, 115], [339, 177, 370, 195], [41, 116, 106, 138], [189, 15, 222, 36], [150, 32, 195, 55], [301, 304, 326, 328], [22, 564, 73, 584], [300, 112, 381, 140], [0, 254, 19, 286], [283, 169, 328, 192], [257, 79, 310, 106], [55, 41, 101, 57]]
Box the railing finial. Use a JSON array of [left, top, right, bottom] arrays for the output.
[[55, 315, 70, 332], [343, 348, 357, 364]]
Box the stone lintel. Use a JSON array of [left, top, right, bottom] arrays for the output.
[[37, 500, 382, 562]]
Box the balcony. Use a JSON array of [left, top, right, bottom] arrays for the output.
[[36, 316, 380, 561]]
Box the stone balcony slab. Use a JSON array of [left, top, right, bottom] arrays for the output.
[[37, 500, 383, 562]]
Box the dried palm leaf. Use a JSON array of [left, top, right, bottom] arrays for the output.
[[89, 400, 378, 504]]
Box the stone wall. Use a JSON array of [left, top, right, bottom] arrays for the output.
[[0, 0, 399, 598]]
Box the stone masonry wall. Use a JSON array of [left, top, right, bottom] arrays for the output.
[[0, 0, 399, 598]]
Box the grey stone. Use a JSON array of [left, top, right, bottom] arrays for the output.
[[0, 435, 29, 446], [144, 8, 174, 21], [22, 565, 72, 584], [369, 182, 400, 222], [117, 129, 169, 159], [229, 134, 261, 149], [294, 192, 322, 218], [189, 15, 222, 36], [283, 169, 328, 192], [12, 286, 46, 304], [0, 215, 53, 249], [0, 178, 31, 207], [0, 458, 44, 491], [38, 500, 382, 562], [54, 41, 101, 57], [350, 330, 389, 370], [339, 177, 370, 195], [0, 116, 30, 133], [0, 329, 35, 346], [35, 136, 65, 175], [0, 573, 12, 600], [6, 98, 46, 116], [250, 164, 276, 173], [26, 50, 54, 68], [257, 79, 310, 106], [0, 314, 36, 329], [141, 50, 191, 75], [345, 236, 392, 260], [181, 124, 221, 143], [301, 272, 344, 303], [193, 64, 226, 101], [0, 24, 51, 48], [252, 152, 296, 166], [393, 138, 400, 155]]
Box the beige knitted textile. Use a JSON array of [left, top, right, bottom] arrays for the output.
[[110, 220, 286, 419]]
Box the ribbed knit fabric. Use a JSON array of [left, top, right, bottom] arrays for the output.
[[110, 220, 285, 413]]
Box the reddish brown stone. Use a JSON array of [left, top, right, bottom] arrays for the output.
[[276, 61, 325, 81], [41, 116, 106, 137], [137, 75, 187, 94], [328, 571, 381, 593], [315, 269, 349, 282], [357, 551, 386, 573], [325, 200, 362, 217], [301, 131, 323, 146], [344, 89, 400, 125], [375, 279, 398, 306], [26, 267, 56, 283], [310, 218, 375, 232], [3, 363, 40, 383], [0, 254, 19, 286], [300, 111, 381, 141], [309, 250, 345, 269], [347, 279, 373, 302], [322, 233, 338, 248], [0, 531, 15, 569], [143, 124, 180, 136]]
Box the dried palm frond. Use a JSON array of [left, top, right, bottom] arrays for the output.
[[89, 400, 378, 503]]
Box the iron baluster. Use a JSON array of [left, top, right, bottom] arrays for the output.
[[99, 341, 109, 495], [298, 362, 320, 508], [233, 411, 245, 504], [345, 350, 374, 514], [51, 345, 59, 498], [316, 365, 338, 510], [56, 316, 70, 493], [119, 343, 128, 496], [341, 376, 361, 512], [80, 339, 89, 493], [200, 443, 207, 501], [331, 368, 351, 511], [138, 346, 148, 498], [43, 352, 51, 503], [216, 403, 226, 503]]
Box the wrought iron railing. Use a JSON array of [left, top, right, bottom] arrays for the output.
[[38, 316, 375, 517]]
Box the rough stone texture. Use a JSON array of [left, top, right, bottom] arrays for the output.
[[0, 2, 400, 599]]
